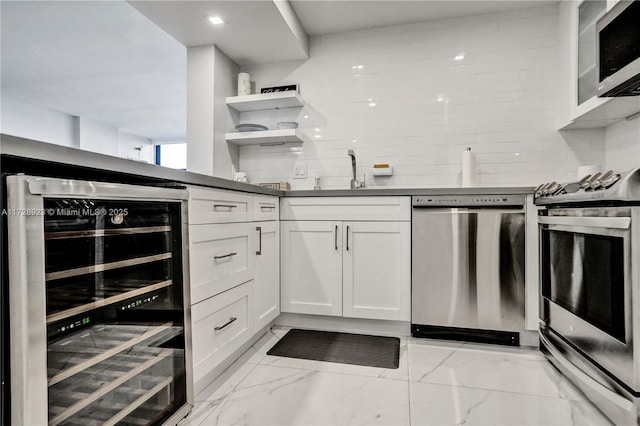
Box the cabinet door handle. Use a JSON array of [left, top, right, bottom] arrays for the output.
[[256, 226, 262, 255], [335, 225, 338, 250], [214, 317, 237, 331], [346, 225, 350, 251], [214, 252, 237, 260], [213, 204, 237, 210]]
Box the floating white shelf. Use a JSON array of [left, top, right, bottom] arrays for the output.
[[225, 129, 306, 146], [226, 91, 304, 112]]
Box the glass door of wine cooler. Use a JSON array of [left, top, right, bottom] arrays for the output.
[[6, 176, 193, 426]]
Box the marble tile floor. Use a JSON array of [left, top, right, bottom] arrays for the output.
[[181, 326, 612, 426]]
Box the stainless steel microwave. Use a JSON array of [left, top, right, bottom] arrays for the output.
[[597, 0, 640, 97]]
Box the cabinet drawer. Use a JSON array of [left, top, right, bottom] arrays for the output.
[[280, 196, 411, 221], [253, 195, 279, 221], [192, 282, 254, 390], [190, 223, 255, 303], [188, 186, 254, 224]]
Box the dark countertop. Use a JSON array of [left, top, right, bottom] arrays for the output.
[[1, 134, 534, 196], [0, 134, 282, 196], [285, 187, 534, 196]]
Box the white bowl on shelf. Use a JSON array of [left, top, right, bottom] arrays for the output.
[[235, 123, 268, 132], [276, 121, 299, 130]]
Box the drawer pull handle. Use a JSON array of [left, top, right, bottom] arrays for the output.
[[256, 226, 262, 255], [214, 252, 237, 260], [214, 317, 237, 331], [335, 225, 338, 250], [213, 204, 238, 210], [260, 206, 275, 211]]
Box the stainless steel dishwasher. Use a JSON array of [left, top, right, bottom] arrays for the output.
[[411, 194, 526, 346]]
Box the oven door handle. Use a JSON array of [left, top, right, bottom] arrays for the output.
[[538, 216, 631, 230]]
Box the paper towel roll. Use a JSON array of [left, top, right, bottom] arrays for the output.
[[462, 148, 475, 187], [237, 72, 251, 96], [577, 165, 600, 180]]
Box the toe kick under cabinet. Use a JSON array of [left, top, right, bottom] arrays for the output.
[[280, 197, 411, 321], [186, 186, 279, 393]]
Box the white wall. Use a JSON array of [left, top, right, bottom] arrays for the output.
[[118, 130, 153, 163], [186, 45, 216, 176], [187, 45, 240, 178], [213, 47, 240, 179], [240, 5, 605, 189], [604, 117, 640, 171], [1, 96, 153, 161], [1, 97, 77, 147]]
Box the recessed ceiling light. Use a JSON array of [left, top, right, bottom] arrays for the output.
[[369, 102, 377, 107], [314, 134, 321, 139], [351, 65, 364, 70], [208, 16, 224, 25], [454, 54, 465, 61]]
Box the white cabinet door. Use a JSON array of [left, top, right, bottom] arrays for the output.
[[281, 221, 343, 316], [254, 221, 280, 329], [342, 222, 411, 321]]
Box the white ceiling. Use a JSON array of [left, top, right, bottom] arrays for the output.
[[128, 1, 309, 66], [291, 0, 555, 36], [1, 0, 187, 142], [1, 0, 557, 143]]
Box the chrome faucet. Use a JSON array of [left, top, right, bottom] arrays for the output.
[[348, 149, 365, 189]]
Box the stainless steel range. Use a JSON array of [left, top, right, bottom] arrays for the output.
[[535, 168, 640, 425]]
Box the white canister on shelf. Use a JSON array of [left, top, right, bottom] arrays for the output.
[[237, 72, 251, 96]]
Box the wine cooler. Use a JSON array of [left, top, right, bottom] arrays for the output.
[[6, 175, 193, 425]]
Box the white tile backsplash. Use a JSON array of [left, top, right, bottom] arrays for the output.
[[239, 5, 607, 189], [605, 116, 640, 172]]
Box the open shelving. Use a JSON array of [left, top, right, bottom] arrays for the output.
[[226, 91, 304, 112], [226, 91, 307, 146], [225, 128, 306, 146]]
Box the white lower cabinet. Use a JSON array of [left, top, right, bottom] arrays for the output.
[[281, 220, 410, 321], [343, 221, 411, 321], [281, 221, 343, 316], [191, 281, 254, 391], [254, 221, 280, 329]]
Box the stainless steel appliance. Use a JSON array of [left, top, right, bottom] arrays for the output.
[[5, 175, 193, 425], [536, 168, 640, 425], [597, 0, 640, 97], [411, 194, 526, 346]]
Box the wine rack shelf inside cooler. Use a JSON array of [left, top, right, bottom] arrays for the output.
[[45, 225, 172, 240], [47, 322, 178, 386], [45, 252, 172, 281], [46, 279, 173, 324], [48, 348, 174, 426]]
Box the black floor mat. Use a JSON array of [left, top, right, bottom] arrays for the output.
[[266, 329, 400, 369]]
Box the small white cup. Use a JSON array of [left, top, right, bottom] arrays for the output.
[[233, 172, 248, 183]]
